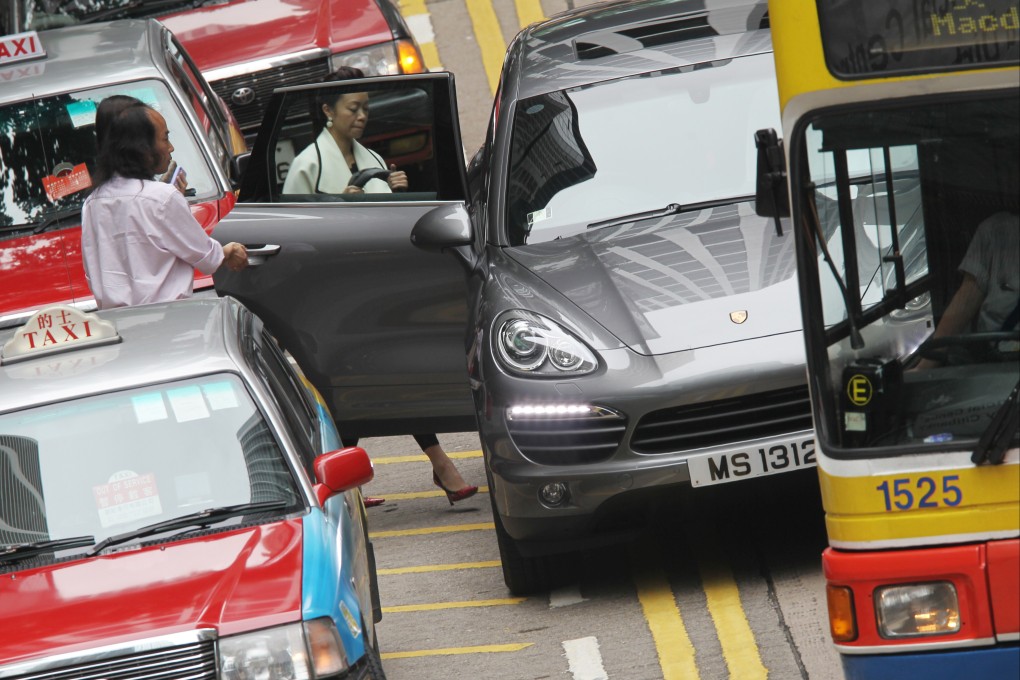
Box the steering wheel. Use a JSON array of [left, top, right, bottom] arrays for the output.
[[916, 331, 1020, 366], [348, 168, 391, 189]]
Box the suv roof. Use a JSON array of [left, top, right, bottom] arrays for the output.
[[514, 0, 771, 99], [3, 19, 167, 101], [0, 298, 242, 414]]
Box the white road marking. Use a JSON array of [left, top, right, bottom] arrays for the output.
[[405, 13, 435, 43], [549, 584, 587, 608], [563, 636, 609, 680]]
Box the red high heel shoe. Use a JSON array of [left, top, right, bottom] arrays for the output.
[[432, 472, 478, 505]]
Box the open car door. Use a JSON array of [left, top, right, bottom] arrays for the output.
[[213, 73, 475, 438]]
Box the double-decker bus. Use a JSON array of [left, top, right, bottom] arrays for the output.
[[754, 0, 1019, 677]]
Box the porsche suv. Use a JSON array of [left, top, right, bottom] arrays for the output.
[[213, 0, 813, 594]]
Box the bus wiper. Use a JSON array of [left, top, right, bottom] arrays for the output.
[[587, 196, 754, 231], [972, 380, 1019, 466], [31, 207, 83, 234], [87, 500, 289, 556], [0, 536, 96, 565]]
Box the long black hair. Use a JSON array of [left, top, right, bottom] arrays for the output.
[[93, 98, 160, 187]]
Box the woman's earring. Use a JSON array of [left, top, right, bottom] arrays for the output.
[[326, 118, 333, 129]]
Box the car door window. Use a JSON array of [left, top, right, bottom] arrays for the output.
[[255, 330, 319, 473], [164, 35, 233, 168], [270, 81, 444, 202]]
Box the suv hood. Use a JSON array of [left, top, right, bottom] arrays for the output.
[[0, 521, 302, 667], [160, 0, 393, 72], [507, 202, 801, 356]]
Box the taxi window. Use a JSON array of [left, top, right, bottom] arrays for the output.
[[0, 80, 219, 229], [164, 35, 232, 167], [269, 82, 443, 202], [256, 330, 318, 473], [0, 374, 301, 546]]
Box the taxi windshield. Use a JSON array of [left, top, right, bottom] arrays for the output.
[[0, 374, 302, 551], [0, 79, 217, 229]]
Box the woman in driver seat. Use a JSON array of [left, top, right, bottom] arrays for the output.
[[282, 66, 408, 195]]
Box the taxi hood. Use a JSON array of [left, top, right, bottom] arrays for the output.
[[507, 202, 801, 356], [160, 0, 393, 72], [0, 521, 303, 667]]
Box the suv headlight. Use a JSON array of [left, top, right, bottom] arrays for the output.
[[219, 619, 348, 679], [494, 312, 597, 376], [330, 40, 424, 76]]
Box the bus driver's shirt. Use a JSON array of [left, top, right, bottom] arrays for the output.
[[282, 129, 391, 195], [81, 176, 224, 310], [959, 211, 1020, 332]]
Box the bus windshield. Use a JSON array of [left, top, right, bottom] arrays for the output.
[[796, 91, 1019, 455]]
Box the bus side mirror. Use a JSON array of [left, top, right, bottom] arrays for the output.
[[754, 128, 790, 235]]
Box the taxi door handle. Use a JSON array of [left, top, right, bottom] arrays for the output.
[[245, 244, 280, 266]]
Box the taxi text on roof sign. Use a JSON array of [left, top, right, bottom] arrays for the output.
[[1, 306, 120, 365], [0, 31, 45, 67]]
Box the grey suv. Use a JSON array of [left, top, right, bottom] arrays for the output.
[[215, 0, 812, 594]]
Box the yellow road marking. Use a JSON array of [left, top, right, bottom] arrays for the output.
[[420, 42, 442, 71], [372, 449, 482, 464], [382, 643, 532, 660], [378, 560, 501, 575], [383, 597, 525, 613], [698, 553, 768, 679], [370, 522, 494, 539], [514, 0, 545, 27], [464, 0, 506, 94], [632, 545, 699, 680], [380, 485, 489, 501], [398, 0, 425, 13]]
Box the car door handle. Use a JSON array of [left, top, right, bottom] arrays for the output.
[[245, 244, 280, 266]]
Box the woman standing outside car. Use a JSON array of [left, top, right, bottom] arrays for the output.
[[282, 66, 408, 195], [81, 97, 247, 310]]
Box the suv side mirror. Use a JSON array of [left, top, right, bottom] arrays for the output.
[[411, 203, 472, 252], [754, 128, 790, 235]]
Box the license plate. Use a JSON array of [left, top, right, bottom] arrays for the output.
[[687, 436, 816, 487]]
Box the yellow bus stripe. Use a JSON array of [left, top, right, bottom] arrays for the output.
[[631, 545, 699, 680], [378, 560, 501, 575], [370, 522, 494, 539], [378, 486, 489, 501], [464, 0, 505, 94], [514, 0, 545, 28], [382, 643, 532, 659], [698, 558, 768, 679], [372, 450, 482, 464], [383, 597, 525, 613]]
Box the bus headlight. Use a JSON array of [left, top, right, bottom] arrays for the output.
[[875, 582, 960, 638], [219, 619, 348, 679]]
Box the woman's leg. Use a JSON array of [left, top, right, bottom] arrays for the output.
[[413, 434, 471, 491]]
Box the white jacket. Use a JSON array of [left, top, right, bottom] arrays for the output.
[[282, 129, 391, 195]]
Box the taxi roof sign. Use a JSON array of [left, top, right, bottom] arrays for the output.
[[0, 31, 45, 67], [1, 306, 120, 365]]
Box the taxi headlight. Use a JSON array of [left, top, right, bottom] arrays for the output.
[[494, 312, 597, 376], [875, 582, 960, 638], [219, 619, 348, 679]]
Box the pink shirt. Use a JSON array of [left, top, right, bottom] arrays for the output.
[[81, 176, 224, 309]]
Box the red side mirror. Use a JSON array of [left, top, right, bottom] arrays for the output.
[[312, 446, 374, 505]]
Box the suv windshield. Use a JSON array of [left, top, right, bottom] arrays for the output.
[[504, 51, 780, 245], [798, 92, 1019, 454], [0, 374, 302, 552], [0, 80, 218, 229]]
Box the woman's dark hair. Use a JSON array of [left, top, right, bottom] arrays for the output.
[[93, 99, 159, 186], [312, 66, 366, 132]]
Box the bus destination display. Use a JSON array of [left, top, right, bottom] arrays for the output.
[[817, 0, 1019, 78]]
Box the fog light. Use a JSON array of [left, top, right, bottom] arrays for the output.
[[539, 482, 568, 506], [826, 585, 857, 642], [876, 582, 960, 638]]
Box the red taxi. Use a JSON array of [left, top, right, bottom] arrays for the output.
[[0, 20, 246, 328]]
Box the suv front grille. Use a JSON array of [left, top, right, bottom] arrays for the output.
[[9, 640, 216, 680], [507, 412, 628, 465], [631, 385, 812, 454], [211, 58, 331, 131]]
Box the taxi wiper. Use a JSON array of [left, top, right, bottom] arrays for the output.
[[87, 500, 289, 556], [587, 196, 753, 231], [32, 207, 83, 234], [972, 380, 1020, 466], [0, 536, 96, 565]]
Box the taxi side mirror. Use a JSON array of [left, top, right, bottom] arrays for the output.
[[230, 152, 251, 190], [312, 446, 374, 505]]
